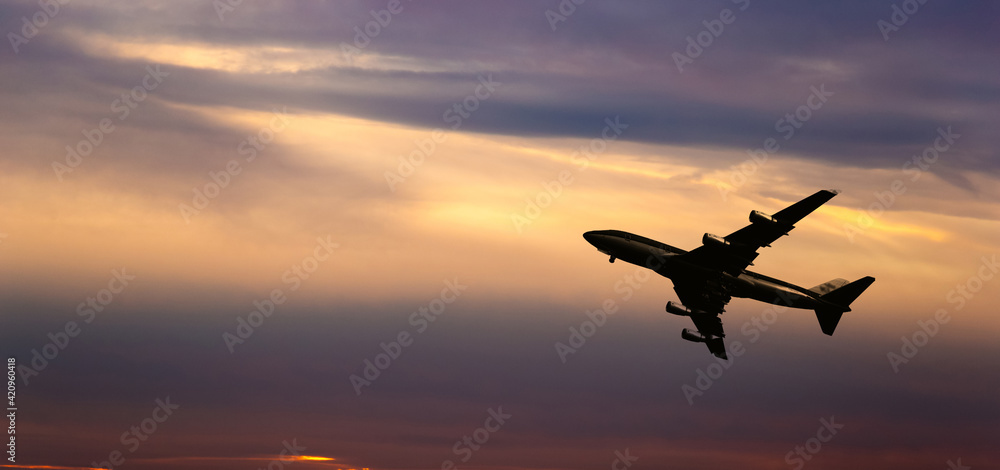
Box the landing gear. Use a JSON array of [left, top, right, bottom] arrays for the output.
[[609, 256, 616, 263]]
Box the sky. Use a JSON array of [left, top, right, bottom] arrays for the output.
[[1, 0, 998, 469]]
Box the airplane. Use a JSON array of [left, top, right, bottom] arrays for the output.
[[583, 189, 874, 359]]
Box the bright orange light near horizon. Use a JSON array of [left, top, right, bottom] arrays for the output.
[[293, 455, 336, 461], [0, 456, 351, 469], [0, 465, 105, 470]]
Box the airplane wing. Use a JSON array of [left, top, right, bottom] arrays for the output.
[[673, 277, 730, 359], [679, 189, 839, 276], [689, 313, 728, 359]]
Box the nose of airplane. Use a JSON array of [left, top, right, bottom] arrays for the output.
[[583, 231, 604, 248]]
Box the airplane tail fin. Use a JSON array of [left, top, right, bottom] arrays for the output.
[[813, 276, 875, 335]]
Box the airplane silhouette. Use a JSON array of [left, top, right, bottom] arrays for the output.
[[583, 189, 874, 359]]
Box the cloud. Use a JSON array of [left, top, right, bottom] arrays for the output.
[[3, 0, 997, 182]]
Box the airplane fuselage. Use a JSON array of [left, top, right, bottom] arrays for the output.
[[583, 230, 826, 311]]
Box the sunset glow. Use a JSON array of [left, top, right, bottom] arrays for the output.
[[1, 1, 997, 469]]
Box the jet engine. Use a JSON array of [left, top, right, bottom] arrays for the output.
[[665, 301, 691, 316], [702, 233, 729, 247], [749, 210, 777, 225], [750, 210, 793, 232], [681, 328, 708, 343]]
